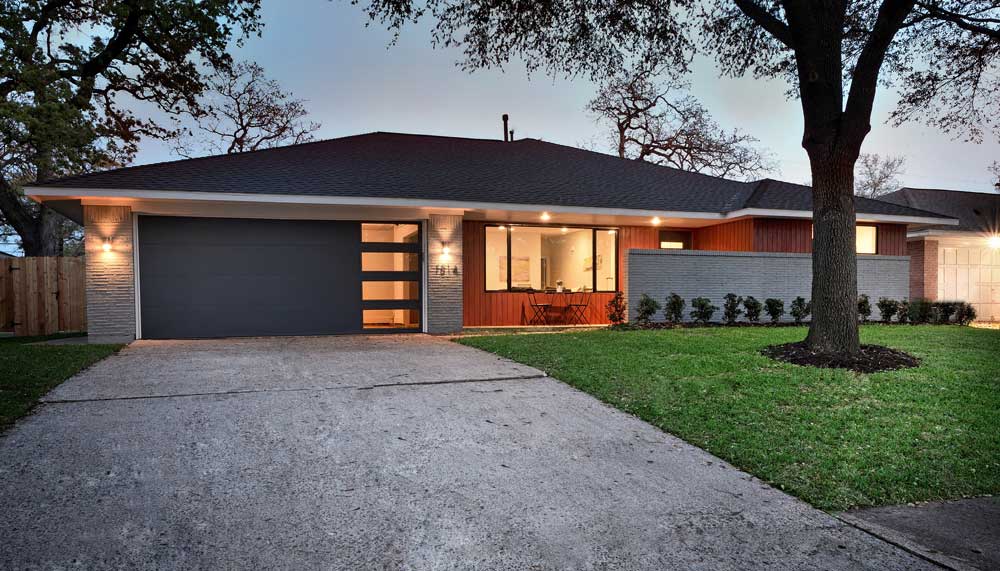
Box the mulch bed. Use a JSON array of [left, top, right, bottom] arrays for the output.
[[762, 342, 920, 373]]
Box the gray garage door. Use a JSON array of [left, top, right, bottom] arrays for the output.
[[138, 216, 420, 339]]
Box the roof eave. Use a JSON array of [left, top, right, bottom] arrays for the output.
[[25, 187, 958, 226]]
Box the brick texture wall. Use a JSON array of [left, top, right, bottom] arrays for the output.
[[426, 214, 463, 333], [627, 249, 909, 322], [907, 239, 938, 301], [84, 205, 135, 341]]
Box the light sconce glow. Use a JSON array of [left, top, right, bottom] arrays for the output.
[[102, 239, 113, 252], [651, 217, 662, 226], [560, 226, 568, 234], [540, 212, 551, 222], [442, 245, 451, 256], [441, 244, 452, 261], [988, 235, 1000, 249]]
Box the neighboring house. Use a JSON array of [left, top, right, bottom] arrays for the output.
[[24, 132, 955, 341], [881, 187, 1000, 321]]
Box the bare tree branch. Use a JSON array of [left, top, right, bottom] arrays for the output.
[[587, 66, 776, 180], [174, 62, 321, 157], [854, 153, 906, 198]]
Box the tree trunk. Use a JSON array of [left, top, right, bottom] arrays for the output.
[[805, 154, 860, 354], [21, 205, 65, 256]]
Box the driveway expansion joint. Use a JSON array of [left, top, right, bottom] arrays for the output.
[[40, 374, 548, 404]]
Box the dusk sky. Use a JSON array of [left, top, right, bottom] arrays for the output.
[[131, 0, 997, 193]]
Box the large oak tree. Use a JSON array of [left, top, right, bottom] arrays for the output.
[[356, 0, 1000, 354], [0, 1, 263, 255]]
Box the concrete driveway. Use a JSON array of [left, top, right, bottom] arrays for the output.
[[1, 335, 938, 570]]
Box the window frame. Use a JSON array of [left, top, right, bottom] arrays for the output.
[[360, 222, 422, 332], [809, 223, 880, 255], [483, 223, 619, 293], [658, 229, 693, 250], [855, 224, 879, 255]]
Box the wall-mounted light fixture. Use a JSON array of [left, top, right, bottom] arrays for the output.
[[102, 238, 113, 252], [651, 217, 662, 226], [540, 212, 551, 222], [988, 235, 1000, 249], [440, 243, 452, 262]]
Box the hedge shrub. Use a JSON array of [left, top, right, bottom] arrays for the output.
[[635, 294, 661, 325], [790, 297, 811, 324], [722, 293, 743, 324], [743, 296, 763, 323], [664, 293, 686, 324], [690, 297, 718, 324], [764, 298, 785, 323]]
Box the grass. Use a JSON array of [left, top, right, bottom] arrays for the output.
[[0, 334, 123, 429], [459, 325, 1000, 511]]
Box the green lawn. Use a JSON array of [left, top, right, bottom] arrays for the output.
[[0, 334, 122, 428], [459, 325, 1000, 511]]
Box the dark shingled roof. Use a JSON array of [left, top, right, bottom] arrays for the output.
[[881, 188, 1000, 232], [37, 132, 950, 220]]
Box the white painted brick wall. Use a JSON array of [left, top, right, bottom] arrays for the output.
[[84, 205, 135, 341], [627, 249, 909, 322], [426, 214, 463, 333]]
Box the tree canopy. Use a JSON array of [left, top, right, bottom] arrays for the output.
[[0, 0, 263, 254]]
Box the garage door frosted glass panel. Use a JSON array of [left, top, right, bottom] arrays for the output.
[[362, 309, 419, 329], [138, 217, 362, 338], [361, 224, 419, 243], [361, 252, 419, 272], [362, 281, 419, 301]]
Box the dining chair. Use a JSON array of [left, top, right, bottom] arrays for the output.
[[527, 291, 552, 325], [567, 291, 592, 325]]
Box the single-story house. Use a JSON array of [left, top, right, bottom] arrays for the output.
[[25, 132, 956, 341], [881, 187, 1000, 321]]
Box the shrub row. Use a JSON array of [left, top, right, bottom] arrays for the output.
[[610, 292, 977, 327], [874, 297, 976, 325]]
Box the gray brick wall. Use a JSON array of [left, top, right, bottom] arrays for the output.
[[426, 214, 463, 333], [627, 249, 909, 322], [84, 205, 136, 342]]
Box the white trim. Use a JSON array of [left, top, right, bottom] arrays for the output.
[[906, 229, 979, 238], [726, 208, 959, 226], [24, 186, 959, 226], [421, 219, 429, 334], [132, 213, 142, 340]]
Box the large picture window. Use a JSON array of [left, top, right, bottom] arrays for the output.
[[485, 225, 618, 292]]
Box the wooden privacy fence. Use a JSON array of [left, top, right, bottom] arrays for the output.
[[0, 257, 86, 336]]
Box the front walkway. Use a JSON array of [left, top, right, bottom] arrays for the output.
[[1, 336, 939, 569]]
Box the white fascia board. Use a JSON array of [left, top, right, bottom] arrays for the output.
[[23, 187, 724, 220], [725, 208, 959, 226], [24, 186, 958, 226]]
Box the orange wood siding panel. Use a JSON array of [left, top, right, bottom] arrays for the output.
[[754, 219, 813, 253], [692, 218, 754, 251], [876, 223, 907, 256], [462, 222, 654, 326]]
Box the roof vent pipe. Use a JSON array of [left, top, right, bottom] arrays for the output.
[[502, 114, 509, 142]]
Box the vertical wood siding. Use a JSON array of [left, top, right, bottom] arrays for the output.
[[754, 219, 813, 253], [692, 218, 754, 251], [876, 224, 907, 256]]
